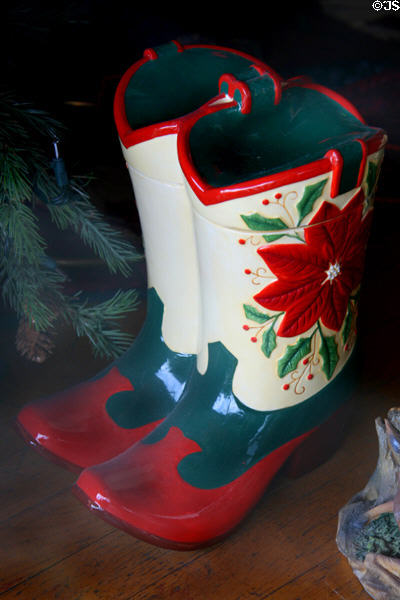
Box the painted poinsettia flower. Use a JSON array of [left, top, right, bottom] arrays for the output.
[[254, 190, 372, 338]]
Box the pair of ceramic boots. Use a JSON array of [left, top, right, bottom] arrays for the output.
[[17, 42, 386, 550]]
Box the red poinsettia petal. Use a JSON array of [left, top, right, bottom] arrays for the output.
[[338, 215, 364, 261], [320, 280, 349, 331], [276, 284, 329, 337], [257, 244, 327, 282], [345, 209, 372, 258], [340, 211, 373, 290], [307, 190, 366, 259], [305, 201, 341, 256], [340, 258, 365, 293], [254, 277, 324, 312], [342, 189, 365, 214], [253, 188, 371, 338]]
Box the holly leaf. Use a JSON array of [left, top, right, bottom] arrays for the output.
[[261, 325, 277, 358], [241, 213, 288, 231], [319, 333, 339, 380], [243, 304, 271, 323], [263, 233, 284, 243], [297, 178, 328, 224], [342, 308, 353, 345], [366, 161, 378, 197], [277, 336, 312, 378]]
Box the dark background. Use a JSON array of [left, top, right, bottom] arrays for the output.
[[3, 0, 400, 198]]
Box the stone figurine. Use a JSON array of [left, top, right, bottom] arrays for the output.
[[337, 408, 400, 599]]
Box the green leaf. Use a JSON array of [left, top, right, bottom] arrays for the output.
[[278, 337, 312, 378], [261, 325, 277, 358], [342, 308, 353, 345], [241, 213, 287, 231], [319, 333, 339, 380], [243, 303, 271, 323], [297, 178, 328, 224], [366, 161, 378, 197], [263, 233, 284, 243]]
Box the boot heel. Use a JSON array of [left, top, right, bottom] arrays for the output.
[[284, 401, 354, 478]]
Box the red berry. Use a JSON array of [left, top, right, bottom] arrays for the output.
[[283, 384, 290, 390], [303, 358, 309, 365], [238, 238, 246, 245], [275, 193, 282, 199], [243, 325, 249, 330], [244, 268, 251, 275], [307, 374, 313, 380], [262, 199, 269, 205], [250, 337, 257, 343]]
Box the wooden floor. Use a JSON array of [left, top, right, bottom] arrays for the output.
[[1, 197, 400, 599]]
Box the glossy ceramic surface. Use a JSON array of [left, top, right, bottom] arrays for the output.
[[76, 345, 358, 548], [75, 44, 386, 549], [18, 42, 270, 469]]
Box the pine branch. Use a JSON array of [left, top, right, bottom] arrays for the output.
[[63, 289, 140, 359], [47, 198, 142, 276], [0, 258, 65, 331], [0, 92, 61, 142], [0, 93, 142, 361], [0, 146, 33, 203], [0, 201, 47, 264]]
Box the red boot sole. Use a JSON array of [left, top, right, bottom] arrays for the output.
[[72, 484, 229, 550], [14, 418, 83, 473], [72, 402, 354, 550]]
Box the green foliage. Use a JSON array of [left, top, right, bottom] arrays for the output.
[[354, 513, 400, 561], [277, 336, 312, 378], [240, 213, 287, 232], [261, 325, 277, 358], [64, 290, 140, 359], [47, 196, 136, 277], [318, 328, 339, 380], [366, 161, 378, 197], [243, 303, 271, 324], [296, 178, 328, 225], [0, 92, 142, 360]]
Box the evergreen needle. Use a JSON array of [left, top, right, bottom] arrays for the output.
[[0, 93, 142, 360]]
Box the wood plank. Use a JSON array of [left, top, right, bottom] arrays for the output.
[[0, 450, 75, 522], [0, 387, 389, 599], [0, 491, 114, 593], [264, 555, 368, 599]]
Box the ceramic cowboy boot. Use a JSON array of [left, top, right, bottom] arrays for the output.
[[74, 67, 386, 549], [17, 42, 271, 471]]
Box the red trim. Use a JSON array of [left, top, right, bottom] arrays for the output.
[[114, 43, 272, 149], [285, 75, 314, 87], [114, 42, 387, 204], [219, 74, 252, 114], [356, 139, 368, 187], [297, 81, 366, 123], [177, 109, 386, 205], [324, 149, 343, 198], [171, 39, 184, 52], [143, 47, 158, 60], [251, 63, 267, 76], [114, 54, 150, 147], [249, 63, 282, 105]]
